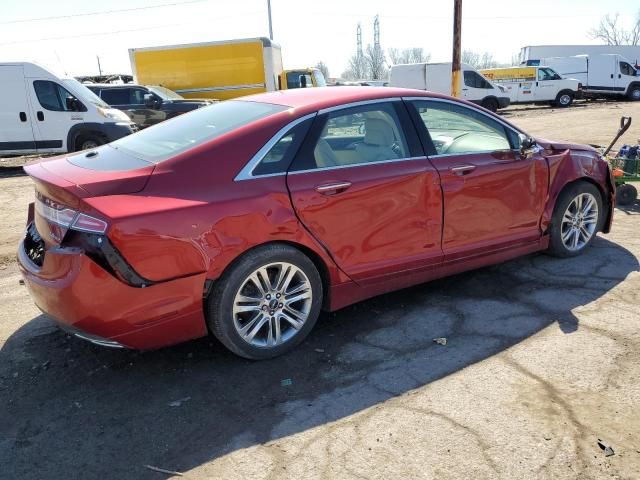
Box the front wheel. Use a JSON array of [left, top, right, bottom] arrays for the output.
[[548, 182, 603, 257], [627, 85, 640, 101], [481, 97, 498, 112], [206, 244, 323, 359], [555, 91, 573, 107]]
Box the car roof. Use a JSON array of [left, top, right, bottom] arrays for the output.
[[238, 86, 444, 111], [84, 83, 145, 88]]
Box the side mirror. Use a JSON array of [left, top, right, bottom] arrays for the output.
[[299, 75, 307, 88], [144, 93, 158, 107], [65, 97, 81, 111], [519, 133, 537, 156]]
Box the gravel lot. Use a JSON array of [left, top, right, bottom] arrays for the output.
[[1, 100, 639, 479]]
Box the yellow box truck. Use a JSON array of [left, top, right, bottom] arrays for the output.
[[129, 37, 326, 101]]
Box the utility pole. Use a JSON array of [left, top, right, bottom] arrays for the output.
[[267, 0, 273, 40], [96, 55, 102, 76], [451, 0, 462, 97]]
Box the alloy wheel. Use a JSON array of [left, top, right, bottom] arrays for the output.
[[560, 192, 598, 251], [232, 262, 312, 348], [559, 94, 571, 106]]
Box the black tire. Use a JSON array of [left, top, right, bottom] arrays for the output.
[[554, 91, 574, 108], [627, 84, 640, 101], [206, 244, 323, 360], [547, 181, 603, 258], [75, 134, 105, 151], [616, 183, 638, 205], [481, 97, 498, 112]]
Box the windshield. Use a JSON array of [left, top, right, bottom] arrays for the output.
[[313, 70, 327, 87], [109, 100, 287, 163], [148, 85, 184, 100], [62, 79, 109, 108]]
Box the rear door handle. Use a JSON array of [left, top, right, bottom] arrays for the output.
[[19, 112, 27, 122], [37, 111, 44, 121], [315, 181, 352, 195], [450, 164, 476, 176]]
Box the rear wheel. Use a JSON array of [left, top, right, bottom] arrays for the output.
[[555, 91, 573, 107], [481, 97, 498, 112], [616, 183, 638, 205], [548, 182, 603, 257], [207, 244, 323, 359]]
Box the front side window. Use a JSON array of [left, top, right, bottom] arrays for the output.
[[620, 62, 636, 76], [412, 100, 514, 155], [33, 80, 83, 112], [463, 71, 492, 89], [538, 67, 560, 81], [100, 88, 131, 106], [109, 100, 287, 164], [292, 103, 409, 171], [130, 89, 147, 105], [287, 71, 313, 89]]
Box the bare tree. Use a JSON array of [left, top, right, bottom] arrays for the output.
[[388, 47, 431, 65], [461, 50, 500, 69], [461, 49, 480, 67], [315, 61, 330, 80], [365, 43, 387, 80], [589, 12, 640, 45], [342, 53, 367, 80]]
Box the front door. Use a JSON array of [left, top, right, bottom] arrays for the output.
[[286, 100, 443, 282], [408, 98, 548, 261], [0, 65, 36, 154], [28, 79, 82, 153]]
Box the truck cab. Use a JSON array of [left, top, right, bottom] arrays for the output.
[[480, 65, 581, 107], [279, 68, 327, 90]]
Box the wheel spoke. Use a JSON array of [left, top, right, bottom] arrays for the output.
[[234, 304, 262, 314], [285, 290, 311, 306], [572, 228, 580, 249], [280, 310, 304, 330], [235, 294, 261, 304], [274, 264, 290, 291], [581, 197, 594, 215], [243, 314, 269, 343], [562, 227, 574, 242], [562, 212, 574, 224], [281, 267, 298, 293], [579, 225, 591, 240]]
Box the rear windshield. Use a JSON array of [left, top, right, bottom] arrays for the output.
[[108, 100, 287, 163]]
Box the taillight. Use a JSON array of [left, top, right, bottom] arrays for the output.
[[35, 193, 108, 234]]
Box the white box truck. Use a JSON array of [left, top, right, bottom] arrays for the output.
[[0, 62, 135, 155], [479, 65, 581, 107], [389, 62, 510, 111], [520, 45, 640, 65], [537, 54, 640, 100]]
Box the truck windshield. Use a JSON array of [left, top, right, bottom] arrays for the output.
[[108, 100, 287, 163], [148, 85, 184, 100], [62, 79, 109, 108], [313, 70, 327, 87]]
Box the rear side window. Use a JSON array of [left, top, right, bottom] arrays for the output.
[[463, 71, 492, 89], [252, 119, 312, 176], [34, 80, 82, 112], [109, 100, 288, 163], [100, 88, 130, 105]]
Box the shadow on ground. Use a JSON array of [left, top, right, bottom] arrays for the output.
[[1, 236, 637, 479]]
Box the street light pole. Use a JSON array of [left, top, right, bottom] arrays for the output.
[[267, 0, 273, 40], [451, 0, 462, 97]]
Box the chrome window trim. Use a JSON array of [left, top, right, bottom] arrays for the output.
[[318, 97, 402, 115], [288, 156, 427, 176], [234, 112, 317, 181], [429, 149, 514, 159]]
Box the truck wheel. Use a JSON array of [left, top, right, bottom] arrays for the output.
[[481, 97, 498, 112], [75, 134, 105, 151], [628, 85, 640, 101], [555, 91, 573, 107], [616, 183, 638, 205]]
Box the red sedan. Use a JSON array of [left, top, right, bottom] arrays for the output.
[[18, 87, 614, 359]]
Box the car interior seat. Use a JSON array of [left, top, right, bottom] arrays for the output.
[[355, 117, 400, 163]]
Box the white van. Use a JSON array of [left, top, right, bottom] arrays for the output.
[[479, 65, 581, 107], [0, 62, 136, 156], [532, 54, 640, 100], [389, 62, 510, 111]]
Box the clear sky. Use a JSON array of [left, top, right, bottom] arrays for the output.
[[1, 0, 638, 78]]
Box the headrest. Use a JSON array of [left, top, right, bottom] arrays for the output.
[[364, 118, 395, 146]]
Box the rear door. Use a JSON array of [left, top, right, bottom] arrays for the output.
[[407, 98, 548, 260], [286, 100, 443, 282], [0, 65, 37, 154], [587, 55, 618, 93]]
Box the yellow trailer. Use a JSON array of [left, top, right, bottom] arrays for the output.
[[129, 37, 325, 101]]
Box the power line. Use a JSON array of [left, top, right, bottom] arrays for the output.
[[0, 0, 209, 25]]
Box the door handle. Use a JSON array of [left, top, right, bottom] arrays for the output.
[[461, 88, 469, 91], [19, 112, 27, 122], [315, 181, 352, 195], [37, 111, 44, 121], [618, 74, 621, 78], [450, 164, 476, 176], [611, 74, 614, 79]]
